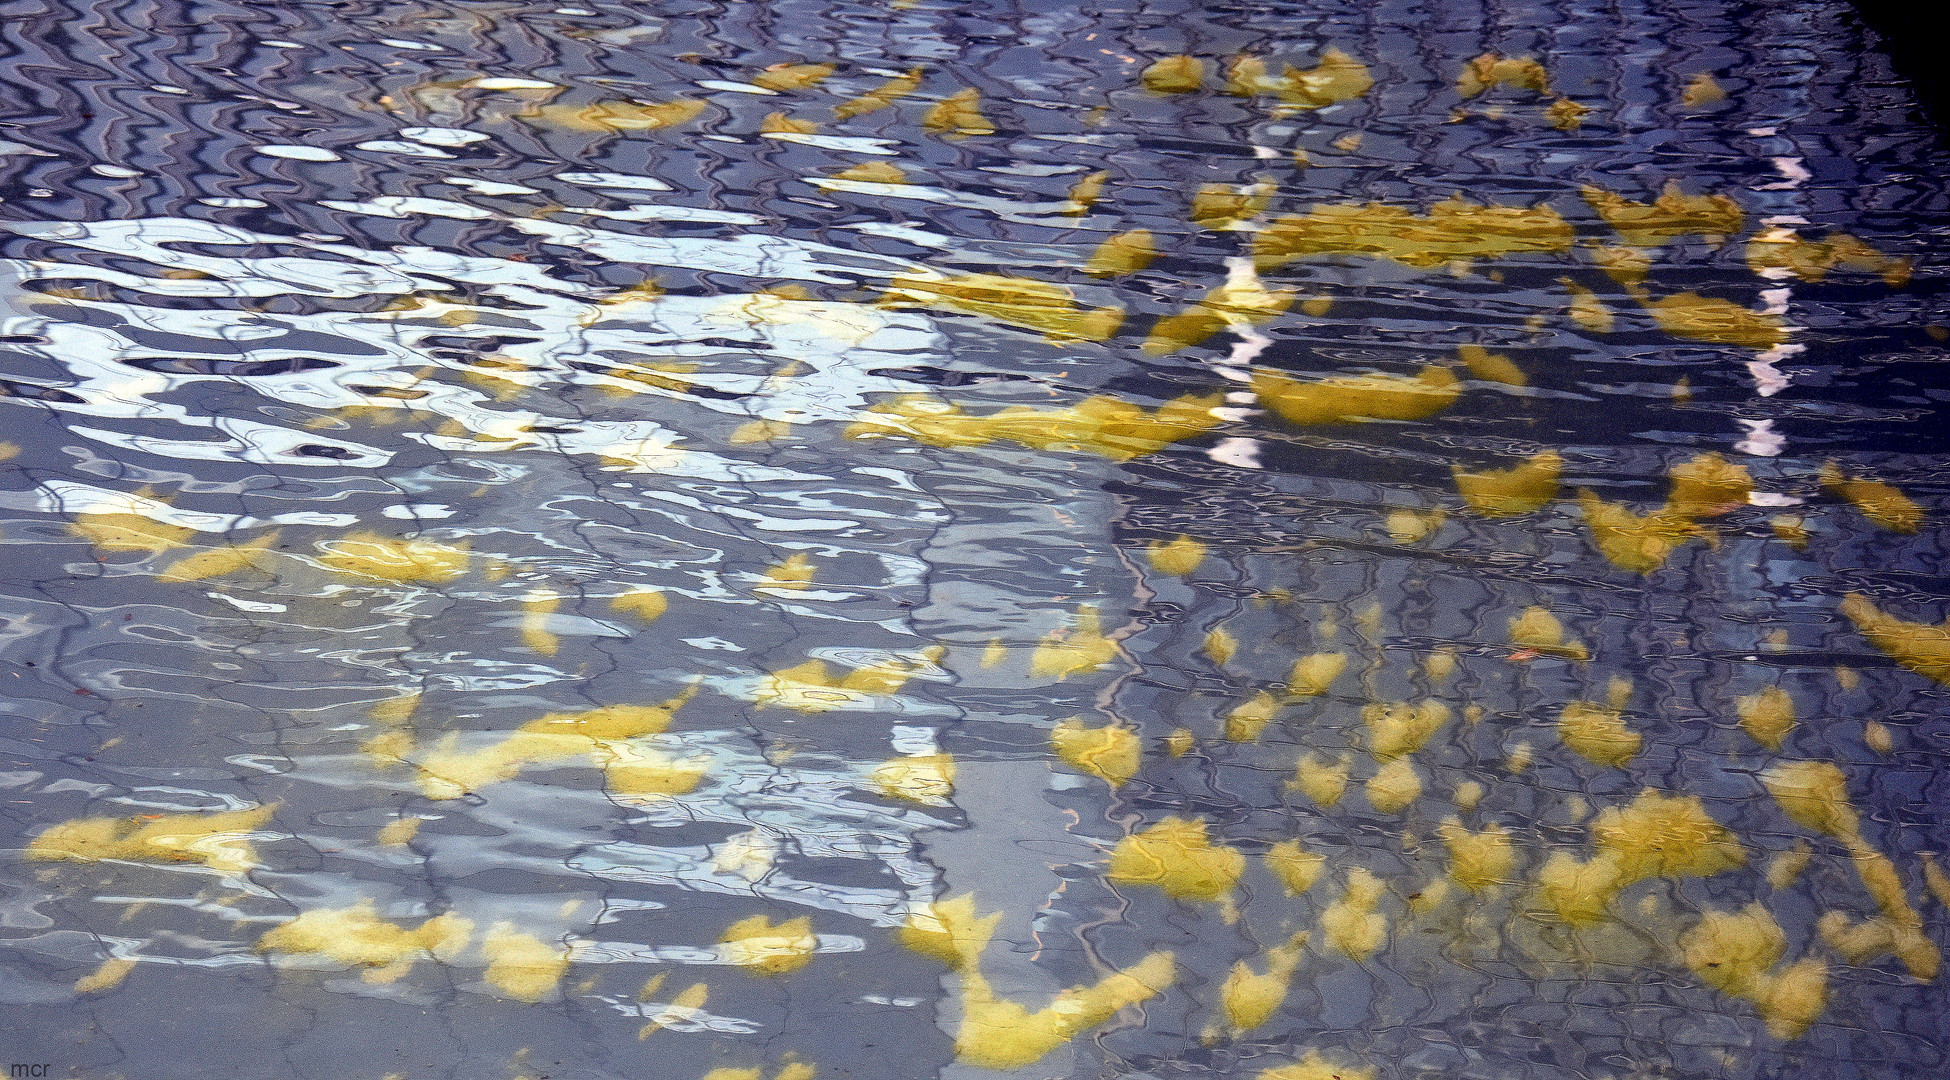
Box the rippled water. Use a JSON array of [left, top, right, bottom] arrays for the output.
[[4, 1, 1950, 1078]]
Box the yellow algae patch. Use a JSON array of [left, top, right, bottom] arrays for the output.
[[1819, 462, 1921, 534], [1762, 761, 1859, 839], [1738, 687, 1796, 750], [1140, 55, 1205, 93], [1923, 854, 1950, 909], [1747, 231, 1910, 287], [1594, 244, 1653, 285], [1365, 758, 1422, 813], [702, 1071, 759, 1080], [1031, 606, 1119, 681], [879, 271, 1122, 342], [1144, 273, 1295, 354], [1576, 489, 1703, 574], [1320, 868, 1389, 959], [1438, 817, 1517, 891], [1264, 841, 1326, 895], [1384, 508, 1445, 544], [760, 111, 818, 134], [763, 553, 817, 590], [1457, 54, 1551, 97], [1204, 627, 1238, 666], [846, 391, 1223, 461], [754, 650, 941, 711], [482, 924, 568, 1002], [1638, 290, 1786, 349], [1065, 170, 1109, 214], [752, 62, 834, 92], [1582, 182, 1743, 247], [1454, 450, 1561, 517], [28, 806, 273, 874], [923, 88, 994, 139], [871, 753, 956, 804], [1668, 452, 1751, 518], [1818, 910, 1937, 980], [1364, 700, 1449, 761], [1287, 652, 1348, 697], [159, 532, 281, 582], [1258, 1050, 1375, 1080], [1564, 281, 1614, 333], [637, 981, 709, 1039], [1273, 49, 1374, 108], [75, 956, 137, 994], [1051, 718, 1141, 788], [533, 98, 706, 133], [1546, 97, 1590, 129], [520, 589, 560, 656], [1289, 753, 1350, 807], [1253, 366, 1459, 426], [1164, 728, 1196, 756], [953, 951, 1175, 1070], [317, 531, 468, 584], [1558, 700, 1640, 768], [415, 686, 697, 798], [258, 901, 472, 984], [1453, 780, 1485, 811], [832, 160, 907, 184], [1508, 605, 1587, 660], [610, 588, 667, 622], [721, 915, 818, 975], [1254, 198, 1573, 272], [834, 67, 923, 119], [1220, 931, 1308, 1032], [1146, 534, 1205, 576], [377, 817, 422, 846], [1457, 344, 1526, 387], [981, 639, 1007, 668], [1537, 790, 1744, 922], [70, 513, 194, 554], [1085, 229, 1157, 277], [1107, 817, 1245, 903], [607, 754, 709, 798], [1681, 903, 1828, 1039], [900, 893, 1001, 971], [1505, 741, 1534, 773], [1840, 593, 1950, 686], [1226, 692, 1282, 743], [1865, 720, 1894, 755], [1191, 182, 1273, 230]]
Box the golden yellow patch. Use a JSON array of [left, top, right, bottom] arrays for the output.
[[28, 806, 272, 874], [1253, 366, 1460, 425]]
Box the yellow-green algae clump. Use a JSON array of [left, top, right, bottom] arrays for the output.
[[28, 806, 274, 874], [845, 392, 1224, 461], [1536, 789, 1744, 922]]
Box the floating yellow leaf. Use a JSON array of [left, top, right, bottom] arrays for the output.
[[760, 112, 819, 134], [721, 915, 817, 975], [1255, 198, 1573, 272], [607, 754, 709, 797], [1287, 652, 1348, 696], [1273, 49, 1374, 107], [1840, 593, 1950, 685], [260, 902, 472, 985], [1225, 692, 1281, 743], [1563, 281, 1614, 333], [1191, 182, 1272, 230], [637, 981, 709, 1039], [1738, 686, 1796, 750], [1319, 868, 1388, 958], [1364, 700, 1449, 761], [1289, 752, 1350, 807], [900, 893, 1000, 971], [1457, 344, 1526, 387], [1107, 816, 1244, 903], [846, 392, 1223, 461], [1508, 604, 1587, 659], [317, 531, 468, 584], [1384, 508, 1445, 544], [1457, 54, 1550, 98], [832, 160, 907, 184], [871, 752, 956, 804], [1164, 728, 1196, 757], [1667, 452, 1750, 518], [923, 88, 994, 139], [1681, 903, 1828, 1039], [834, 67, 923, 119], [1637, 290, 1785, 349], [1680, 73, 1726, 109], [1051, 718, 1142, 788], [1582, 181, 1744, 247], [1438, 817, 1517, 890], [376, 817, 421, 846], [1065, 169, 1109, 214], [482, 923, 569, 1001], [752, 63, 835, 92], [880, 271, 1122, 342], [1257, 1051, 1376, 1080], [1146, 534, 1205, 576], [1140, 55, 1205, 94], [1143, 270, 1293, 355], [532, 98, 706, 133], [954, 951, 1175, 1070], [1819, 462, 1921, 533], [1253, 366, 1460, 425], [70, 513, 194, 554], [28, 806, 273, 874], [1084, 229, 1157, 277], [1454, 450, 1560, 517], [1576, 489, 1702, 574], [1545, 97, 1590, 129], [1220, 931, 1308, 1032], [1264, 840, 1325, 894], [753, 651, 940, 712], [610, 588, 667, 622], [1557, 700, 1640, 767], [159, 532, 281, 582], [74, 956, 137, 995], [1031, 605, 1119, 680]]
